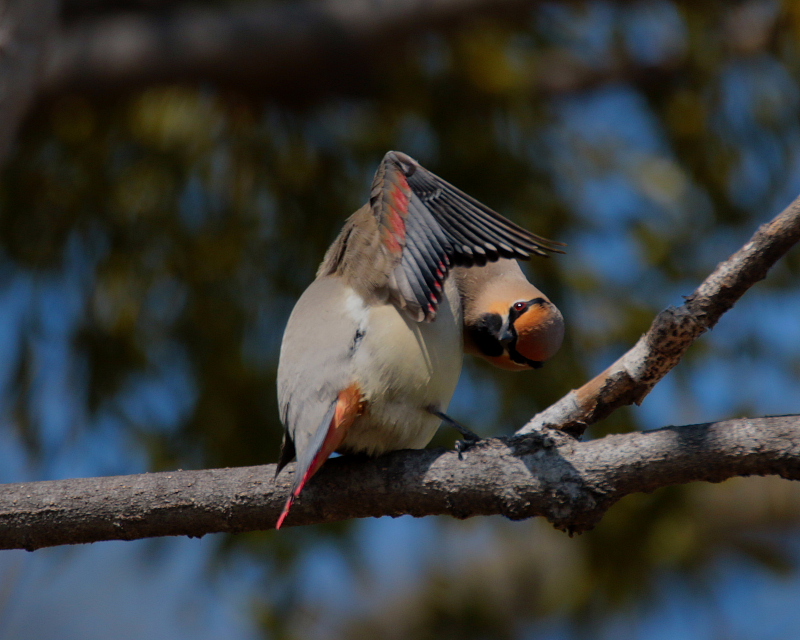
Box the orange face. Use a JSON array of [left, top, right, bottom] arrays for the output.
[[513, 301, 565, 362], [474, 298, 564, 371]]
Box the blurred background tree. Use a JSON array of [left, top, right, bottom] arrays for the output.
[[1, 0, 800, 638]]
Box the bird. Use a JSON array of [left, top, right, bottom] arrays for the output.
[[274, 151, 564, 528]]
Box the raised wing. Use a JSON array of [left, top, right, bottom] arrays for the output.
[[370, 151, 564, 322]]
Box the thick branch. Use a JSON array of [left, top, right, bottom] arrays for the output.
[[1, 415, 799, 550], [0, 0, 59, 164], [518, 194, 800, 438]]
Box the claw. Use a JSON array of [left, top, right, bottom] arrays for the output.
[[455, 438, 480, 460], [428, 406, 481, 458]]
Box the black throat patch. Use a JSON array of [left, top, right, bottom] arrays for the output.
[[467, 313, 505, 357]]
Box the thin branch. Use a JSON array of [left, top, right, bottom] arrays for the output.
[[518, 193, 800, 438], [0, 0, 59, 164], [1, 415, 799, 551]]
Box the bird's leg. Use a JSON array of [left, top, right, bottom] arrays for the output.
[[428, 408, 481, 459], [429, 407, 480, 440]]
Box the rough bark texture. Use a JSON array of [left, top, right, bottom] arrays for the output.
[[518, 194, 800, 438], [0, 0, 59, 163], [1, 415, 799, 551]]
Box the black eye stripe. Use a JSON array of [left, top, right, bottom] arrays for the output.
[[510, 297, 548, 320]]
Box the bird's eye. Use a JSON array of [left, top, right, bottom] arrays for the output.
[[513, 301, 528, 312]]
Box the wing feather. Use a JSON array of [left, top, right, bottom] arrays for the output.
[[371, 151, 564, 321]]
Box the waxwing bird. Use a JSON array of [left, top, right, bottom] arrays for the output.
[[454, 259, 564, 371], [274, 151, 564, 528]]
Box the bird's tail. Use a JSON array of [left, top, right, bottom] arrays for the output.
[[276, 385, 364, 529]]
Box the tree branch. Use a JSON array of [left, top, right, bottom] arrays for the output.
[[2, 195, 800, 549], [1, 415, 799, 550], [518, 193, 800, 438]]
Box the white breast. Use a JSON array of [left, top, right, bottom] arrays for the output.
[[341, 278, 463, 456]]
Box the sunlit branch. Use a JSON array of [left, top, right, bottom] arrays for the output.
[[1, 415, 799, 550], [518, 193, 800, 438]]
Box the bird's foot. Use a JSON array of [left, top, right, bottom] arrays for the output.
[[454, 437, 481, 460], [428, 407, 481, 460]]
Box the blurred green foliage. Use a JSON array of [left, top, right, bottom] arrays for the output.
[[3, 0, 800, 638]]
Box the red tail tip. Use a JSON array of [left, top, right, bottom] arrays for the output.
[[275, 495, 295, 530]]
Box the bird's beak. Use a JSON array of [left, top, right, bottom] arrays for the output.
[[498, 319, 515, 345]]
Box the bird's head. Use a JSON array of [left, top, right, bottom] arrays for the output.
[[465, 296, 564, 371]]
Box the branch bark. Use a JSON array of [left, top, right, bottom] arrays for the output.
[[1, 415, 799, 551], [518, 193, 800, 438]]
